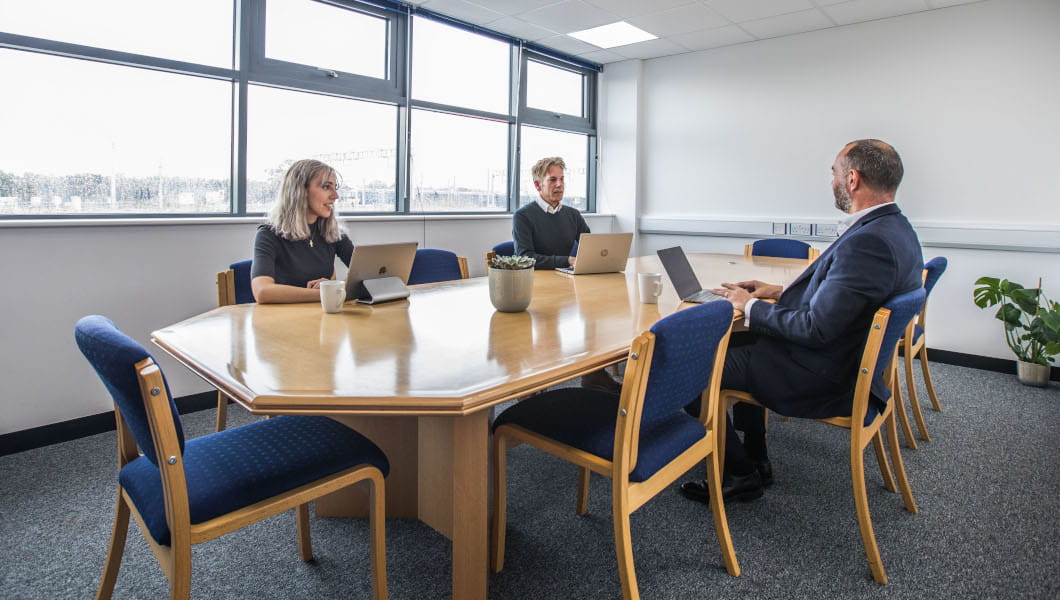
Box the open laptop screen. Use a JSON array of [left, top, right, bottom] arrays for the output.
[[657, 246, 703, 299]]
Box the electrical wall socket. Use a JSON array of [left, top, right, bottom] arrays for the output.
[[814, 223, 839, 237], [788, 223, 812, 236], [772, 222, 787, 235]]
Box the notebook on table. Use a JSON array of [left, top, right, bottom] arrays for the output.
[[555, 232, 634, 275], [656, 246, 727, 304], [344, 242, 418, 304]]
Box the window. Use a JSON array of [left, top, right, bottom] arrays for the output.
[[519, 126, 589, 212], [265, 0, 387, 80], [0, 0, 233, 68], [409, 110, 507, 212], [246, 86, 396, 213], [0, 50, 231, 215], [0, 1, 597, 218]]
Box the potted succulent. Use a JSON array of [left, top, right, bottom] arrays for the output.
[[973, 277, 1060, 387], [488, 255, 536, 312]]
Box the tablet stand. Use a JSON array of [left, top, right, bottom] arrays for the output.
[[357, 276, 410, 304]]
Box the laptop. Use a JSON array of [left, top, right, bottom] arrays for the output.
[[656, 246, 727, 304], [555, 232, 634, 275], [344, 242, 418, 304]]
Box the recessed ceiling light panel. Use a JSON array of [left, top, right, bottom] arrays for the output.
[[568, 21, 657, 49]]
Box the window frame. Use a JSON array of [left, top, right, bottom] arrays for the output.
[[0, 0, 600, 221]]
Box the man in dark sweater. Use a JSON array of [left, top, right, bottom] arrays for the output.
[[513, 156, 590, 270]]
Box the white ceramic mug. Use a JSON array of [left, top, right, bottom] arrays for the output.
[[638, 272, 663, 304], [319, 280, 346, 313]]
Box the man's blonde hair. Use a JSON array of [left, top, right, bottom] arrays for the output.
[[267, 159, 345, 243], [531, 156, 566, 185]]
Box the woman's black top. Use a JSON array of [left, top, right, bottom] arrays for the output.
[[251, 222, 353, 288]]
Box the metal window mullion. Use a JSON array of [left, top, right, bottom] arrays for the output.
[[232, 0, 257, 216], [396, 8, 412, 214]]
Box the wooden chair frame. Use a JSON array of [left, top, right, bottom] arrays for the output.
[[894, 268, 941, 448], [492, 324, 740, 599], [457, 256, 469, 279], [720, 307, 917, 585], [213, 269, 238, 431], [95, 357, 387, 600]]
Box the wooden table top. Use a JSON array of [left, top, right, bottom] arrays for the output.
[[152, 253, 807, 417]]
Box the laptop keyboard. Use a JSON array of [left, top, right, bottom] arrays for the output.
[[685, 289, 727, 303]]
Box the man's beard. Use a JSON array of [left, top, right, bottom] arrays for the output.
[[833, 181, 852, 213]]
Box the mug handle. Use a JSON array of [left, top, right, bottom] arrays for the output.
[[653, 280, 662, 297]]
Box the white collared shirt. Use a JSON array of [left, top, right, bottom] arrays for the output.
[[535, 196, 563, 215]]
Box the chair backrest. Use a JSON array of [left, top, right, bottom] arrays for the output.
[[492, 241, 515, 257], [74, 315, 184, 465], [746, 238, 817, 260], [639, 301, 734, 425], [872, 288, 927, 390], [923, 256, 948, 296], [408, 249, 467, 285], [230, 259, 254, 304]]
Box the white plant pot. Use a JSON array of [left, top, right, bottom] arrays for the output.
[[1016, 360, 1050, 387], [488, 267, 534, 312]]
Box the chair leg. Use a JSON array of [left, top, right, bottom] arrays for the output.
[[850, 442, 887, 584], [215, 391, 228, 432], [920, 346, 942, 412], [169, 542, 192, 600], [368, 474, 388, 600], [490, 433, 509, 573], [904, 348, 931, 442], [885, 412, 918, 514], [891, 378, 918, 450], [576, 467, 591, 515], [612, 484, 639, 600], [871, 433, 897, 493], [296, 503, 313, 562], [94, 493, 131, 600], [706, 450, 741, 577]]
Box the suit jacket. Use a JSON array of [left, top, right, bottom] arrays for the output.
[[746, 203, 923, 418]]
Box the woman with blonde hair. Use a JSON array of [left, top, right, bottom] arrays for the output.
[[251, 159, 354, 303]]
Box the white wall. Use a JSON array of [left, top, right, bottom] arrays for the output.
[[597, 0, 1060, 364], [0, 214, 614, 434]]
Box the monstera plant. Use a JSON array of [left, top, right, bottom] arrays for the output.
[[973, 277, 1060, 386]]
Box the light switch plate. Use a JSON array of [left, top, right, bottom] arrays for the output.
[[772, 222, 787, 235]]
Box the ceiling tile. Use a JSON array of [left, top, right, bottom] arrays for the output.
[[672, 25, 755, 52], [488, 16, 560, 41], [704, 0, 815, 23], [739, 8, 835, 39], [582, 0, 695, 19], [610, 37, 690, 60], [518, 1, 619, 34], [627, 3, 730, 38], [925, 0, 984, 7], [535, 34, 604, 55], [421, 0, 505, 25], [577, 48, 628, 63], [463, 0, 557, 16], [822, 0, 930, 26]]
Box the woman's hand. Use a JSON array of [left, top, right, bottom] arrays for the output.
[[306, 278, 329, 289]]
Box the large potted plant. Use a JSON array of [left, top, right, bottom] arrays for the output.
[[488, 255, 536, 312], [973, 277, 1060, 386]]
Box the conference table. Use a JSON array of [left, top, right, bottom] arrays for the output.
[[152, 252, 808, 599]]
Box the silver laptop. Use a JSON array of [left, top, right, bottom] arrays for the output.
[[555, 232, 634, 275], [657, 246, 726, 303], [344, 242, 418, 304]]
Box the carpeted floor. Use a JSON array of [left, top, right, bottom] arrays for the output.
[[1, 362, 1057, 599]]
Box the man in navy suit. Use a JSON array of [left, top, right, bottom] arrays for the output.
[[681, 139, 924, 505]]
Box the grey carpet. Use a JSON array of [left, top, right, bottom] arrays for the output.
[[1, 362, 1057, 599]]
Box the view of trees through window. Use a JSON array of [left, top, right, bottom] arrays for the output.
[[0, 0, 597, 218]]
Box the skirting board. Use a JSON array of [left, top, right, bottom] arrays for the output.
[[2, 353, 1055, 457], [639, 216, 1060, 254]]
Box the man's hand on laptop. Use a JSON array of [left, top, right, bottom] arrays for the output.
[[568, 256, 576, 267], [733, 280, 783, 300]]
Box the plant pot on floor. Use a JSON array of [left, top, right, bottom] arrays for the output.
[[1017, 360, 1050, 387]]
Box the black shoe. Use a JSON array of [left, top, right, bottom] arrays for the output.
[[680, 470, 764, 506], [581, 370, 622, 394], [756, 459, 773, 487]]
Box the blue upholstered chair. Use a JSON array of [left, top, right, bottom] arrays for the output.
[[485, 240, 516, 268], [213, 259, 254, 431], [491, 301, 740, 598], [720, 288, 925, 584], [894, 257, 949, 447], [745, 238, 820, 261], [407, 248, 469, 285], [75, 316, 389, 600]]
